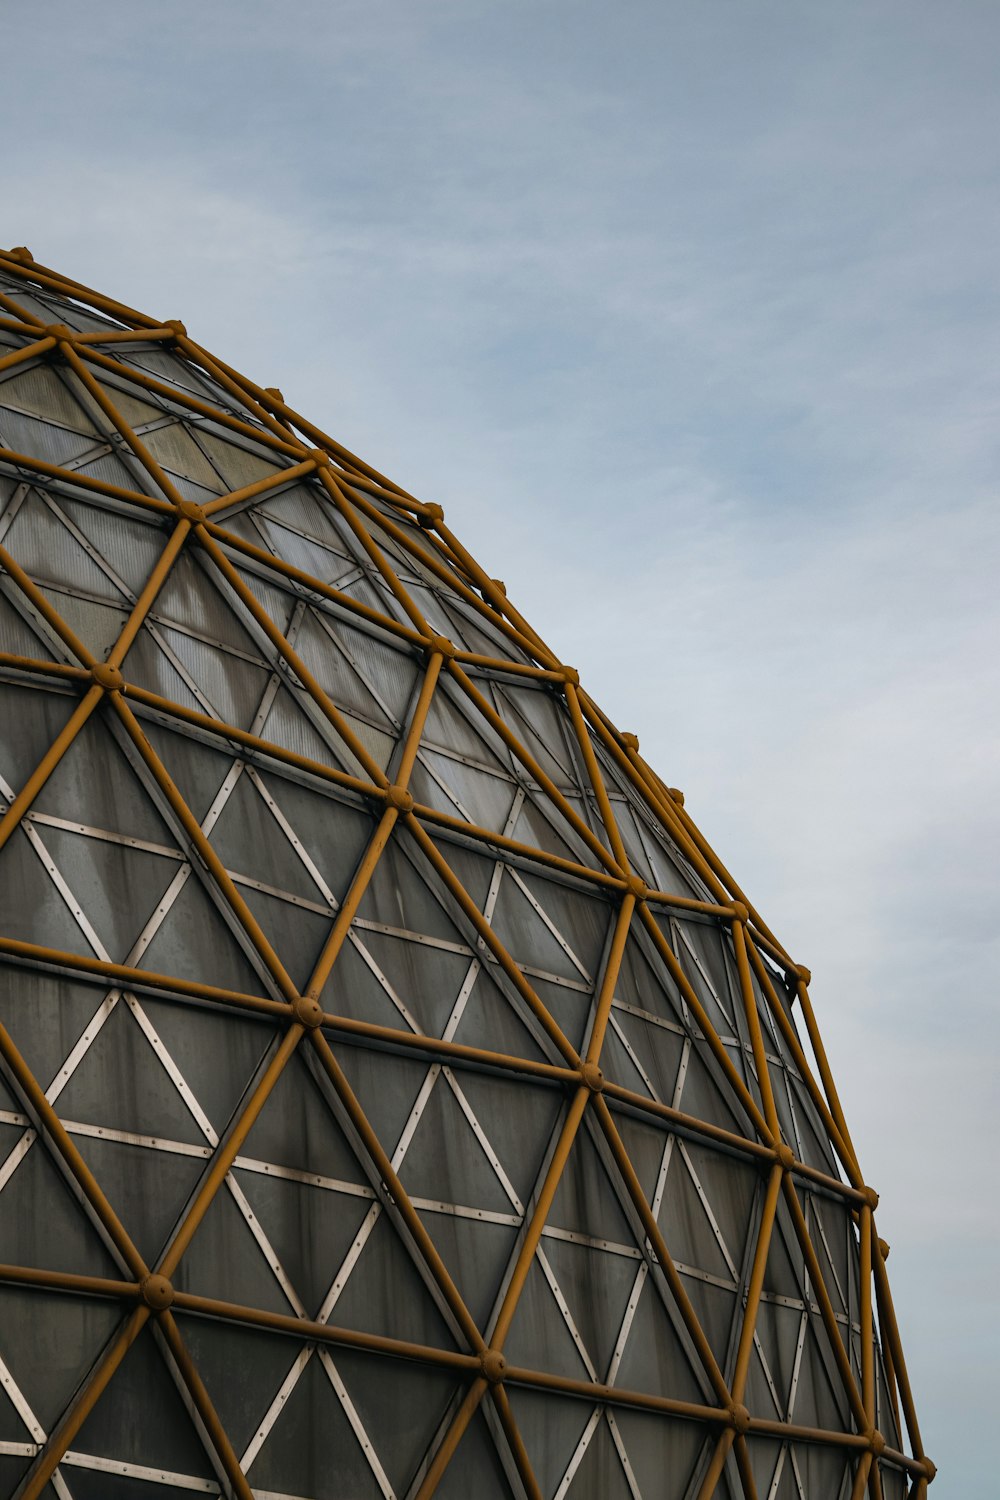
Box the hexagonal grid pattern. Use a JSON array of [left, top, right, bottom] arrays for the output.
[[0, 247, 930, 1500]]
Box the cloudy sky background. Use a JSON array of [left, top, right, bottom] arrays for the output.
[[4, 1, 998, 1489]]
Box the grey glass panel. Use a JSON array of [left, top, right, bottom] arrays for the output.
[[238, 883, 331, 991], [240, 1049, 368, 1184], [790, 1441, 851, 1497], [3, 490, 126, 600], [432, 1405, 513, 1499], [245, 1352, 388, 1500], [0, 826, 101, 953], [415, 1209, 517, 1330], [72, 1134, 205, 1265], [329, 1209, 456, 1349], [137, 997, 273, 1137], [445, 1072, 563, 1211], [234, 1167, 373, 1317], [400, 1078, 514, 1214], [329, 1348, 459, 1497], [32, 713, 177, 844], [0, 970, 104, 1090], [34, 824, 180, 963], [503, 1387, 596, 1498], [0, 588, 56, 658], [566, 1414, 634, 1499], [169, 1316, 300, 1455], [610, 1409, 708, 1500], [0, 1288, 122, 1430], [541, 1235, 640, 1377], [0, 1136, 121, 1278], [136, 871, 270, 997], [549, 1130, 634, 1246], [67, 1473, 211, 1500], [612, 1273, 706, 1404], [503, 1259, 592, 1383], [355, 930, 470, 1039], [173, 1174, 296, 1315], [47, 998, 206, 1144], [449, 960, 551, 1064]]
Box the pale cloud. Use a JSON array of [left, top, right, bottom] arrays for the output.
[[2, 0, 998, 1486]]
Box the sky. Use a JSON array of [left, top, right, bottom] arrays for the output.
[[3, 1, 998, 1490]]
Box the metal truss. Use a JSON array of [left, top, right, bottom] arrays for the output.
[[0, 245, 932, 1500]]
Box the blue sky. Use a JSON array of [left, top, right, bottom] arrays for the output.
[[4, 2, 998, 1489]]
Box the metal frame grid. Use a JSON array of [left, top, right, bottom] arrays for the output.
[[0, 245, 931, 1500]]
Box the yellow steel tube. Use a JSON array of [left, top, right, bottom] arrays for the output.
[[403, 815, 580, 1066], [309, 1030, 484, 1351], [780, 1176, 868, 1431], [585, 894, 635, 1064], [413, 1377, 489, 1500], [730, 1162, 783, 1402], [490, 1383, 543, 1500], [158, 1311, 254, 1500], [0, 685, 103, 855], [18, 1305, 152, 1500], [304, 806, 399, 1001], [159, 1024, 304, 1278], [595, 1094, 731, 1406], [112, 695, 301, 1003], [0, 541, 98, 665], [448, 662, 622, 876], [194, 524, 390, 787], [490, 1085, 591, 1350], [638, 903, 771, 1141]]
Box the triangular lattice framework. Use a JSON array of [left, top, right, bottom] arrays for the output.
[[0, 246, 932, 1500]]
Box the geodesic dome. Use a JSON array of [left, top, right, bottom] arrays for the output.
[[0, 247, 931, 1500]]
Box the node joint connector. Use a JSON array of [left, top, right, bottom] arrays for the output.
[[418, 503, 444, 531], [730, 901, 749, 925], [624, 873, 646, 902], [291, 993, 324, 1030], [579, 1060, 604, 1094], [480, 1348, 506, 1384], [175, 499, 206, 525], [163, 319, 187, 339], [384, 784, 414, 816], [140, 1273, 174, 1312], [561, 666, 580, 688], [308, 448, 331, 469], [621, 733, 639, 752], [775, 1141, 796, 1173], [728, 1403, 751, 1436], [427, 633, 456, 661], [91, 663, 125, 695]]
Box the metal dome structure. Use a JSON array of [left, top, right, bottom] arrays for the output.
[[0, 246, 930, 1500]]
